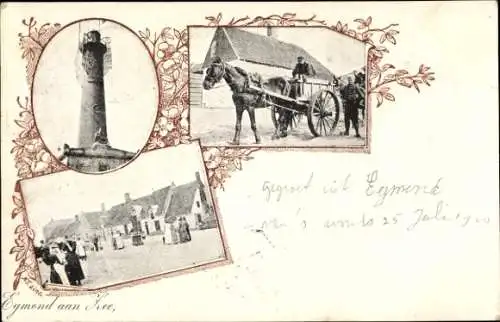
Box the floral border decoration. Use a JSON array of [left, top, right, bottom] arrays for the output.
[[10, 13, 435, 291]]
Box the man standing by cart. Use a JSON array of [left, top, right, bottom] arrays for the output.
[[341, 76, 362, 138]]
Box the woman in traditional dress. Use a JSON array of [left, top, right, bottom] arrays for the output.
[[183, 217, 192, 242], [63, 239, 85, 286], [75, 237, 87, 261], [173, 217, 181, 244], [40, 245, 61, 284], [114, 231, 124, 249], [52, 243, 70, 285], [178, 217, 189, 243]]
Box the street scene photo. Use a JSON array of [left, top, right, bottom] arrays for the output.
[[22, 143, 227, 289], [189, 26, 367, 147]]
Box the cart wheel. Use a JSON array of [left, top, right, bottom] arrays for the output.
[[307, 89, 340, 137]]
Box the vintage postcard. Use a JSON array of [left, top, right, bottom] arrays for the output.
[[1, 2, 498, 321]]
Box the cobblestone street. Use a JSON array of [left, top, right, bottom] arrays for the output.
[[38, 229, 225, 288], [190, 107, 367, 147]]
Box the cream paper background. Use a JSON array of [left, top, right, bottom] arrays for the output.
[[1, 1, 498, 321]]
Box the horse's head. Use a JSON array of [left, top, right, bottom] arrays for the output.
[[203, 61, 226, 90]]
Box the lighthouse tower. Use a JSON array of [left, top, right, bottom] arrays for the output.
[[61, 21, 136, 173], [78, 29, 109, 147]]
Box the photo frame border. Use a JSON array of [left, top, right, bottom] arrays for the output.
[[29, 17, 162, 176], [187, 24, 371, 151], [13, 139, 232, 296]]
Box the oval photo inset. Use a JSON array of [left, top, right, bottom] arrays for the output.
[[33, 19, 158, 174]]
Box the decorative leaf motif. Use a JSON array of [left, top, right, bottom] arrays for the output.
[[376, 93, 384, 108], [26, 228, 35, 240], [10, 246, 23, 254], [383, 74, 396, 82], [385, 93, 395, 101], [382, 64, 395, 72], [380, 33, 387, 43], [386, 34, 396, 45], [13, 275, 21, 290]]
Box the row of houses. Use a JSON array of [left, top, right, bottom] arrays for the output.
[[42, 171, 216, 243], [190, 26, 366, 109]]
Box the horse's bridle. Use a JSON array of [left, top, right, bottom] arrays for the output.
[[208, 61, 227, 83]]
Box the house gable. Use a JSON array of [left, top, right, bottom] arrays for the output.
[[164, 181, 199, 218], [189, 187, 202, 215], [202, 27, 239, 68], [43, 218, 74, 241]]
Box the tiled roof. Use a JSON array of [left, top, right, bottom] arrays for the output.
[[222, 27, 334, 80], [165, 181, 199, 217], [152, 186, 173, 215], [106, 203, 132, 226], [82, 211, 104, 229], [43, 219, 74, 241], [45, 176, 202, 232]]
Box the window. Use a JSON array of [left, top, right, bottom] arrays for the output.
[[98, 163, 110, 172], [196, 201, 201, 208], [154, 220, 161, 231], [75, 161, 84, 170], [196, 214, 202, 223]]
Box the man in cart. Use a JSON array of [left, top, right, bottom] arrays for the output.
[[292, 56, 316, 98]]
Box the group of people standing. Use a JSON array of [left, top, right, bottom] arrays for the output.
[[163, 216, 191, 245], [338, 74, 365, 138], [35, 236, 87, 286]]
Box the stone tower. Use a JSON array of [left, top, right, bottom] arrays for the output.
[[79, 30, 109, 147], [61, 27, 136, 173]]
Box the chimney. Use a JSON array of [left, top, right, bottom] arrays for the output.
[[124, 193, 131, 203], [101, 203, 106, 212], [195, 171, 203, 186], [195, 171, 209, 207], [75, 215, 80, 222], [266, 26, 272, 37]]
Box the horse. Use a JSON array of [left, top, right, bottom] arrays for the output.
[[202, 58, 291, 145]]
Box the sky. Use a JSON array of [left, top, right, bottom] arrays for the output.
[[189, 26, 367, 76], [33, 19, 158, 155], [21, 143, 209, 240]]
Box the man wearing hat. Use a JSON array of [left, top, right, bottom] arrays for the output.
[[292, 56, 316, 97], [340, 76, 362, 138]]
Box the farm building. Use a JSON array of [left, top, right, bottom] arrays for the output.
[[190, 27, 338, 109], [43, 207, 107, 242], [190, 63, 205, 109]]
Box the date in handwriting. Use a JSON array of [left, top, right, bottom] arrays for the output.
[[247, 200, 490, 240]]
